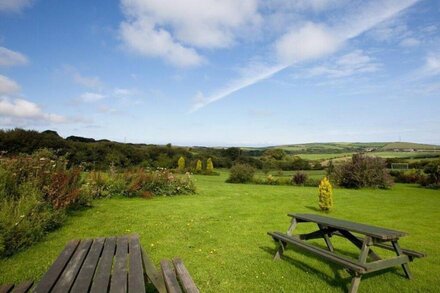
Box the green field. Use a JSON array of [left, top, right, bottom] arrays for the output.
[[1, 173, 439, 292]]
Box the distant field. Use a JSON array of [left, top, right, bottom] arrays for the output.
[[295, 151, 440, 161]]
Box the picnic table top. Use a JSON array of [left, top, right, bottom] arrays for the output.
[[289, 213, 407, 240], [34, 235, 146, 293]]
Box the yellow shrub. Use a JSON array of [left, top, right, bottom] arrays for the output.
[[318, 177, 333, 211]]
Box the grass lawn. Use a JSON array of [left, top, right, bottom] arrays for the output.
[[1, 173, 439, 292]]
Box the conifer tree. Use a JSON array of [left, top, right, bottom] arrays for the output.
[[318, 177, 333, 211], [196, 159, 202, 173], [206, 158, 214, 173], [178, 156, 185, 171]]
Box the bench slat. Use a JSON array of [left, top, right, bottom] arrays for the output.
[[90, 237, 116, 293], [141, 248, 167, 293], [0, 284, 14, 293], [269, 232, 367, 273], [332, 231, 425, 258], [51, 239, 93, 293], [173, 258, 199, 293], [34, 240, 80, 293], [161, 260, 182, 293], [109, 237, 129, 293], [71, 238, 105, 293], [128, 235, 146, 293], [10, 281, 33, 293]]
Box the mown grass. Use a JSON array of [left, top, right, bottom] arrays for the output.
[[1, 172, 439, 292]]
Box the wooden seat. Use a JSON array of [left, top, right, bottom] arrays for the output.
[[268, 232, 368, 273], [160, 258, 199, 293], [0, 281, 34, 293]]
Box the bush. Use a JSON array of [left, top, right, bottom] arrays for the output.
[[195, 160, 202, 173], [0, 150, 85, 257], [177, 157, 185, 171], [332, 154, 393, 189], [226, 164, 256, 183], [292, 172, 308, 185], [206, 158, 214, 174], [422, 160, 440, 188], [318, 177, 333, 211], [390, 170, 427, 184]]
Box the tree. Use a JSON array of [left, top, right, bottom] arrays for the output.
[[195, 159, 202, 173], [178, 156, 185, 171], [206, 158, 214, 173], [318, 177, 333, 211]]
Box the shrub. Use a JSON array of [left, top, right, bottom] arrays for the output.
[[292, 172, 308, 185], [318, 177, 333, 211], [206, 158, 214, 173], [423, 160, 440, 188], [0, 150, 86, 257], [390, 170, 427, 184], [226, 164, 255, 183], [177, 157, 185, 171], [332, 154, 393, 189], [195, 160, 202, 173]]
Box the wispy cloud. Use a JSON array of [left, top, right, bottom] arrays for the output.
[[0, 47, 28, 67], [0, 0, 34, 13], [191, 0, 419, 112], [64, 65, 103, 89], [0, 97, 66, 124], [76, 92, 106, 103], [0, 74, 21, 95]]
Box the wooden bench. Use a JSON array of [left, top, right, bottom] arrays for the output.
[[268, 213, 425, 293], [1, 235, 198, 292], [0, 281, 34, 293]]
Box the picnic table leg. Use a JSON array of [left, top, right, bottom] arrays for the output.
[[286, 217, 297, 236], [349, 273, 362, 293], [391, 240, 412, 279], [348, 236, 371, 293], [318, 224, 334, 252], [273, 240, 286, 260], [338, 230, 381, 261]]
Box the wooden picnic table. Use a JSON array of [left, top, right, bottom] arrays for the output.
[[268, 213, 425, 293], [0, 235, 198, 293]]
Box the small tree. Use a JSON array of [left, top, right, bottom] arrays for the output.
[[318, 177, 333, 212], [206, 158, 214, 173], [177, 156, 185, 171], [195, 159, 202, 173]]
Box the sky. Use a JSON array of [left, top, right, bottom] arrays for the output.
[[0, 0, 439, 146]]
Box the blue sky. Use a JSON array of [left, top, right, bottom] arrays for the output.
[[0, 0, 439, 146]]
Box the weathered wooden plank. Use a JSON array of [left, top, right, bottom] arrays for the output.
[[128, 235, 145, 293], [34, 240, 80, 293], [337, 230, 381, 261], [289, 213, 406, 240], [141, 248, 167, 293], [51, 239, 93, 293], [161, 260, 182, 293], [392, 241, 413, 279], [109, 237, 129, 293], [90, 237, 116, 293], [70, 238, 105, 293], [10, 281, 33, 293], [348, 275, 362, 293], [268, 232, 367, 273], [365, 255, 410, 273], [333, 231, 424, 259], [173, 258, 199, 293], [0, 284, 14, 293]]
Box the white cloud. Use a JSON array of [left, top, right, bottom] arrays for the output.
[[64, 66, 103, 89], [192, 0, 419, 111], [119, 0, 260, 67], [77, 92, 106, 103], [275, 22, 341, 64], [0, 0, 33, 13], [0, 97, 66, 123], [0, 74, 20, 95], [424, 53, 440, 76], [399, 37, 420, 47], [113, 88, 136, 97], [0, 47, 28, 67], [306, 50, 380, 78], [264, 0, 348, 12]]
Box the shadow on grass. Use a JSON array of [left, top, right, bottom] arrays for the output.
[[260, 245, 406, 292], [304, 206, 321, 212]]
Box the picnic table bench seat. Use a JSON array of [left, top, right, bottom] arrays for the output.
[[269, 213, 425, 293], [0, 235, 198, 293]]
